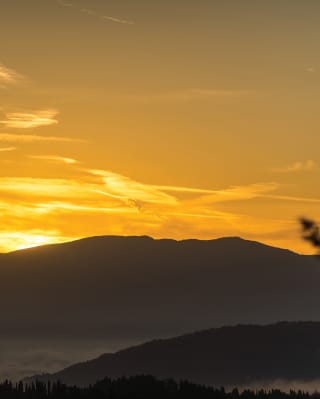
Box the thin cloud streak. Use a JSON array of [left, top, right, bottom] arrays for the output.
[[155, 184, 280, 202], [101, 14, 135, 25], [28, 155, 79, 165], [153, 185, 219, 195], [0, 109, 59, 129], [185, 183, 279, 205], [55, 1, 134, 25], [0, 134, 81, 143], [80, 8, 134, 25], [0, 147, 16, 152], [0, 177, 112, 200], [264, 194, 320, 203]]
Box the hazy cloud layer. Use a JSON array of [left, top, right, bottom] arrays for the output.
[[0, 338, 125, 382]]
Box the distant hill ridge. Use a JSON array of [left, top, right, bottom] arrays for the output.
[[0, 235, 319, 342], [28, 321, 320, 387], [7, 235, 295, 255]]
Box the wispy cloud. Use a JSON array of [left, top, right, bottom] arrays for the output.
[[0, 109, 58, 129], [0, 177, 99, 199], [0, 175, 220, 217], [89, 169, 178, 205], [80, 8, 134, 25], [56, 0, 73, 7], [264, 194, 320, 203], [101, 14, 134, 25], [0, 63, 24, 86], [28, 155, 79, 164], [1, 162, 320, 253], [0, 146, 16, 152], [88, 171, 282, 217], [0, 134, 80, 143], [306, 67, 316, 73], [55, 1, 134, 25], [272, 160, 317, 173], [184, 183, 279, 205]]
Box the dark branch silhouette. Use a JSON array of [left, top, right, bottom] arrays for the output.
[[299, 217, 320, 248]]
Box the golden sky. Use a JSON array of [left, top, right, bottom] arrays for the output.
[[1, 0, 320, 253]]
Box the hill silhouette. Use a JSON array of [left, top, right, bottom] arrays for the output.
[[28, 322, 320, 387], [0, 236, 319, 342]]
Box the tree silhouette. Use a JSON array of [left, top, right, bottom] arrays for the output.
[[0, 376, 316, 399]]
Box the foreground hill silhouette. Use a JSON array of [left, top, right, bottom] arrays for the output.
[[0, 236, 319, 342], [28, 322, 320, 387]]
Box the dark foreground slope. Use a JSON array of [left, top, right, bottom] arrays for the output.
[[0, 236, 319, 341], [30, 322, 320, 387]]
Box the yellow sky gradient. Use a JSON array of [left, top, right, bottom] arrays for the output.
[[1, 0, 320, 253]]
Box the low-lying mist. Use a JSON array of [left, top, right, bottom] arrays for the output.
[[236, 380, 320, 393], [0, 338, 139, 381]]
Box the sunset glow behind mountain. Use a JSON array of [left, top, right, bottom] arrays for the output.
[[1, 0, 320, 253]]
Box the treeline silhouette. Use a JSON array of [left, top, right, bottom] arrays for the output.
[[0, 376, 317, 399]]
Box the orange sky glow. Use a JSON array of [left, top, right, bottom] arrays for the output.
[[1, 0, 320, 254]]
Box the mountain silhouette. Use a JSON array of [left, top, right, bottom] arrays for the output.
[[0, 236, 319, 341], [28, 321, 320, 387]]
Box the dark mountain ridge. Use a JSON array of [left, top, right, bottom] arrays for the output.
[[29, 321, 320, 387], [0, 235, 318, 341]]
